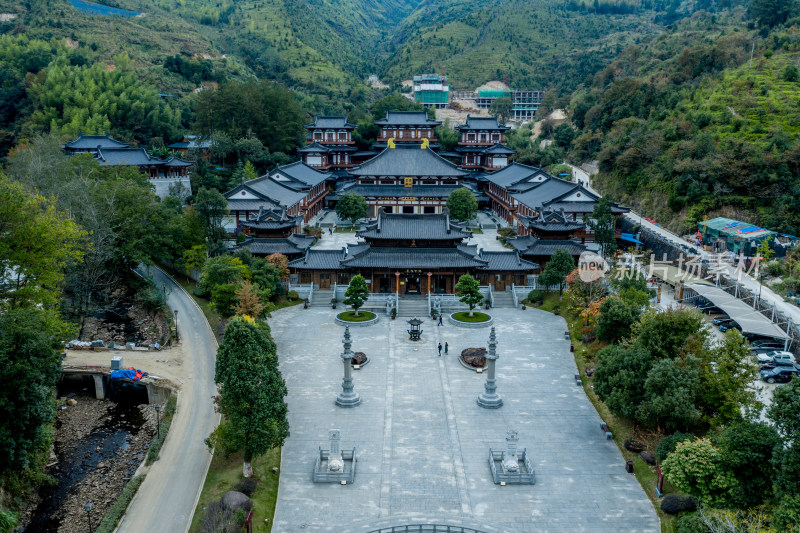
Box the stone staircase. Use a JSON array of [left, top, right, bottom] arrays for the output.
[[491, 290, 516, 308], [398, 296, 429, 317], [311, 289, 334, 307]]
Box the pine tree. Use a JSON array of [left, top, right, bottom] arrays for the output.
[[343, 274, 370, 316], [455, 274, 483, 317]]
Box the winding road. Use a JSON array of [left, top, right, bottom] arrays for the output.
[[116, 266, 219, 533]]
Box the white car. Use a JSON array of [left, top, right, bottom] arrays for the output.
[[756, 351, 797, 365]]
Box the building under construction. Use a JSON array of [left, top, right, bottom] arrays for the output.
[[476, 89, 545, 121], [413, 74, 450, 108]]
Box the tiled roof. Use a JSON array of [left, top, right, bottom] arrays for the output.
[[373, 110, 441, 126], [479, 251, 538, 271], [483, 143, 515, 155], [225, 176, 307, 209], [271, 161, 331, 187], [289, 249, 347, 270], [339, 184, 463, 198], [241, 208, 303, 229], [349, 145, 467, 177], [518, 209, 586, 232], [233, 236, 315, 256], [357, 209, 471, 240], [163, 157, 194, 167], [508, 237, 586, 257], [341, 247, 487, 269], [456, 116, 510, 131], [64, 133, 129, 150], [95, 147, 156, 166], [481, 162, 549, 188], [511, 179, 584, 210], [304, 116, 356, 129], [297, 142, 330, 153]]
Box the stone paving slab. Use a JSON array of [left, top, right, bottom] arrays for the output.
[[270, 308, 659, 532]]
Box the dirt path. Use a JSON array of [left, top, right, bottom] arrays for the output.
[[64, 345, 186, 390]]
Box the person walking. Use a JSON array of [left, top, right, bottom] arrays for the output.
[[438, 314, 443, 326], [438, 343, 442, 356], [328, 225, 333, 235], [444, 342, 449, 354]]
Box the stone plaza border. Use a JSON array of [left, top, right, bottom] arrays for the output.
[[335, 313, 380, 327], [448, 313, 493, 328]]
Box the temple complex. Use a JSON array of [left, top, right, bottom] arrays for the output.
[[288, 208, 536, 293]]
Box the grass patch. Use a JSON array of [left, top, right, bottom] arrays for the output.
[[146, 394, 178, 465], [528, 291, 562, 312], [189, 448, 281, 533], [95, 475, 145, 533], [337, 310, 376, 322], [271, 296, 305, 312], [467, 227, 484, 234], [334, 226, 358, 233], [451, 311, 491, 322]]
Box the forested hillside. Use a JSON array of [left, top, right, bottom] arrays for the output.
[[557, 4, 800, 236]]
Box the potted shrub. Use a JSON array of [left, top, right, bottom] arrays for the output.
[[331, 297, 337, 309], [391, 307, 397, 320], [552, 304, 560, 316], [484, 298, 491, 310], [521, 303, 526, 310], [303, 298, 308, 309]]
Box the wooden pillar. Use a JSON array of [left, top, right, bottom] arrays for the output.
[[427, 272, 432, 295], [395, 271, 401, 293]]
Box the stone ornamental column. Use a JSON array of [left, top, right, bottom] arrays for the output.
[[503, 429, 520, 472], [477, 327, 503, 408], [335, 327, 361, 407]]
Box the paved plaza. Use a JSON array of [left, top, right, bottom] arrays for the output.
[[312, 226, 507, 253], [270, 307, 659, 533]]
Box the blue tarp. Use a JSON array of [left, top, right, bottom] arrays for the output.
[[110, 368, 146, 380], [620, 233, 643, 245]]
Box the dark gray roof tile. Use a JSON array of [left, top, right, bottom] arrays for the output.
[[373, 111, 441, 126], [357, 210, 471, 240], [350, 145, 466, 177]]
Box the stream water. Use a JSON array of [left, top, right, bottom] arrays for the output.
[[24, 378, 148, 532]]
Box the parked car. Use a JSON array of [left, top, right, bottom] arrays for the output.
[[751, 344, 788, 355], [761, 359, 798, 370], [698, 305, 722, 314], [756, 351, 797, 365], [712, 315, 730, 325], [760, 366, 800, 384], [751, 339, 786, 348]]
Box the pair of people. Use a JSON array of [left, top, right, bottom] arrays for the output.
[[437, 342, 449, 356]]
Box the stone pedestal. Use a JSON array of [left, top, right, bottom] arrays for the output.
[[477, 327, 503, 409], [336, 327, 361, 407]]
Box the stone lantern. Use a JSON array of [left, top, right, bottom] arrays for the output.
[[477, 326, 503, 408], [335, 327, 361, 407]]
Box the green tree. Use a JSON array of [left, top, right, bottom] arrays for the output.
[[538, 248, 574, 296], [194, 187, 228, 255], [0, 175, 86, 309], [637, 357, 701, 431], [211, 283, 239, 317], [198, 256, 249, 297], [700, 329, 758, 426], [207, 316, 289, 477], [242, 161, 259, 181], [633, 308, 707, 360], [343, 274, 370, 316], [489, 97, 513, 124], [593, 345, 654, 419], [0, 309, 75, 476], [662, 438, 737, 507], [552, 123, 577, 149], [595, 297, 640, 343], [783, 65, 799, 83], [773, 441, 800, 499], [445, 188, 478, 222], [455, 274, 483, 317], [183, 245, 207, 285], [715, 420, 780, 508], [748, 0, 797, 27], [588, 196, 617, 258], [767, 376, 800, 440], [335, 193, 368, 224]]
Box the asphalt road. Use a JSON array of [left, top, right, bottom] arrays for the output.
[[116, 266, 219, 533]]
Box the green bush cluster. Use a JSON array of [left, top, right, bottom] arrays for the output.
[[146, 395, 178, 464]]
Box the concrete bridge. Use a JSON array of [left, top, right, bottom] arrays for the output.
[[61, 366, 172, 405]]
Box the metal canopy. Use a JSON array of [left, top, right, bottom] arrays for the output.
[[686, 284, 787, 339]]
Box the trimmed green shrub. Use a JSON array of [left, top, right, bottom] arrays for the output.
[[657, 431, 694, 462], [660, 494, 697, 515], [527, 289, 544, 302], [675, 513, 707, 533]]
